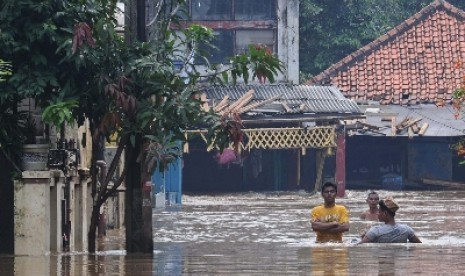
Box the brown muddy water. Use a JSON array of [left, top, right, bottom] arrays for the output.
[[2, 190, 465, 275]]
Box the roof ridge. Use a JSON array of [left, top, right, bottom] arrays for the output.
[[307, 0, 465, 85]]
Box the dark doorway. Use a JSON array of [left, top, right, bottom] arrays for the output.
[[0, 152, 15, 253]]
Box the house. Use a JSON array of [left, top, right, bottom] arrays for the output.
[[148, 0, 299, 84], [307, 0, 465, 189], [148, 0, 300, 205], [182, 84, 363, 193]]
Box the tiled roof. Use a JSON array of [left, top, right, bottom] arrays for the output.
[[307, 0, 465, 106], [203, 84, 362, 119]]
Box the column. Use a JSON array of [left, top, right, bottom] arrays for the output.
[[14, 171, 51, 255]]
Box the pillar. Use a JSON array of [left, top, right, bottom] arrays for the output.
[[336, 131, 346, 197], [50, 170, 64, 252], [14, 171, 51, 255], [74, 172, 89, 251]]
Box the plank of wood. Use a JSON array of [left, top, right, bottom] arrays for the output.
[[239, 95, 281, 113], [358, 121, 380, 130], [408, 126, 414, 138], [396, 118, 422, 133], [228, 89, 254, 111], [418, 122, 429, 136], [231, 93, 253, 112], [421, 178, 465, 189], [391, 116, 396, 136], [398, 117, 411, 127], [281, 102, 292, 113], [213, 95, 229, 112]]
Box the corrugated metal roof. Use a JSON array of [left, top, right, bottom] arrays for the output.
[[359, 104, 465, 137], [204, 84, 362, 116]]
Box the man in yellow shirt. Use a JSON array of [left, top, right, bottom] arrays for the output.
[[311, 182, 350, 242]]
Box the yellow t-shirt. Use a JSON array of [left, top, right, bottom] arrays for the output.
[[311, 204, 349, 242]]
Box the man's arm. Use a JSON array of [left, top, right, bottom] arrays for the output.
[[408, 234, 422, 243], [360, 212, 367, 219], [311, 220, 338, 231], [360, 234, 372, 243], [325, 222, 349, 233], [359, 226, 374, 243]]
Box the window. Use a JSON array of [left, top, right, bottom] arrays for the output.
[[192, 0, 232, 20], [186, 0, 278, 64], [196, 29, 275, 64], [147, 1, 189, 22], [235, 0, 276, 20], [196, 30, 234, 64], [190, 0, 276, 20], [235, 30, 274, 54]]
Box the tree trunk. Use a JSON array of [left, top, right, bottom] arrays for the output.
[[140, 167, 154, 252], [87, 134, 102, 253], [125, 134, 153, 253], [87, 134, 127, 253], [88, 204, 100, 253], [314, 149, 328, 193]]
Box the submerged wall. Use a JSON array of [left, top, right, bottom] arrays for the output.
[[14, 170, 97, 255], [183, 148, 318, 193]]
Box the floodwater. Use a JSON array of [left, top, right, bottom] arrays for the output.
[[2, 190, 465, 275]]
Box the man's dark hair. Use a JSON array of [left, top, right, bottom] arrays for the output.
[[321, 182, 337, 193], [367, 191, 378, 198], [379, 200, 396, 217]]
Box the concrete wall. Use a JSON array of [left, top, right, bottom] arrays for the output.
[[14, 170, 93, 255], [14, 171, 52, 255], [277, 0, 299, 84]]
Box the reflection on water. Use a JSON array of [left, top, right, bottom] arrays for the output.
[[309, 247, 349, 275], [2, 190, 465, 275]]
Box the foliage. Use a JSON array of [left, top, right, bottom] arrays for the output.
[[452, 60, 465, 164], [0, 0, 119, 155], [0, 60, 11, 82], [299, 0, 465, 77], [0, 106, 28, 152], [21, 114, 38, 144], [0, 59, 22, 156], [143, 133, 182, 173], [1, 0, 283, 252], [228, 45, 283, 85], [42, 100, 78, 133]]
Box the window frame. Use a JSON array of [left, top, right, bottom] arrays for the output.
[[187, 0, 277, 21]]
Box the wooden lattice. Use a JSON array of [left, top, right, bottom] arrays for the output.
[[185, 126, 336, 152], [243, 127, 335, 149]]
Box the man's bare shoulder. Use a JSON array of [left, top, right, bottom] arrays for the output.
[[360, 210, 378, 221]]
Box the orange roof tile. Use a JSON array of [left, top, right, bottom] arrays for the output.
[[307, 0, 465, 106]]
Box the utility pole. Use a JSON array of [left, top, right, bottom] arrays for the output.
[[124, 0, 153, 253]]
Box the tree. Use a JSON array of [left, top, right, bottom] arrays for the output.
[[1, 0, 282, 253], [452, 60, 465, 162], [0, 60, 11, 82], [299, 0, 465, 78], [0, 59, 21, 172]]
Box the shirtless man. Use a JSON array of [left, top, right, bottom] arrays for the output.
[[360, 191, 380, 221]]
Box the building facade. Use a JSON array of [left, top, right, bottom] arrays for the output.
[[149, 0, 299, 84], [308, 0, 465, 189]]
